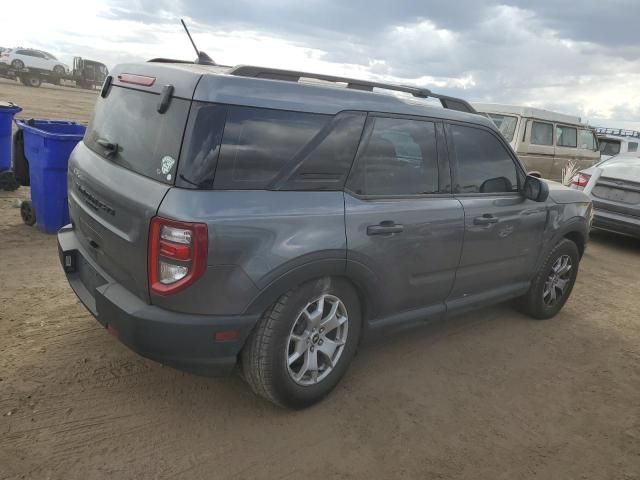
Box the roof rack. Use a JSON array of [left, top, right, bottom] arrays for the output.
[[228, 65, 477, 114], [595, 127, 640, 138]]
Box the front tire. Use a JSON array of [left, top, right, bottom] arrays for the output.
[[11, 59, 24, 70], [518, 239, 579, 319], [242, 278, 361, 408], [53, 65, 65, 75]]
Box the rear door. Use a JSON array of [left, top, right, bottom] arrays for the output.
[[68, 65, 200, 302], [344, 115, 464, 321], [447, 123, 547, 305]]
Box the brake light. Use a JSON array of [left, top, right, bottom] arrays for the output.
[[117, 73, 156, 86], [571, 173, 591, 189], [148, 217, 208, 295]]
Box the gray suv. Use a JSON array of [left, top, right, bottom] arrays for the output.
[[57, 62, 592, 408]]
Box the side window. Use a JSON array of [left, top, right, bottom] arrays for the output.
[[556, 125, 577, 147], [578, 129, 596, 150], [15, 50, 30, 56], [348, 117, 439, 196], [213, 106, 329, 189], [531, 121, 553, 145], [450, 124, 519, 194], [628, 142, 638, 153]]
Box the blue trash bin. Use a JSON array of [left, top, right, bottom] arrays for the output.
[[15, 119, 86, 234], [0, 101, 22, 172]]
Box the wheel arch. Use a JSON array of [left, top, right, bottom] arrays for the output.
[[563, 230, 586, 258], [243, 259, 380, 328]]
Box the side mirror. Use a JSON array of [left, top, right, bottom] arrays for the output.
[[523, 175, 549, 202]]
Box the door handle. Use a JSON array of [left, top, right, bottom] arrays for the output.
[[473, 214, 499, 225], [367, 221, 404, 235]]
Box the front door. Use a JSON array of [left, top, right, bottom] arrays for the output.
[[344, 115, 464, 321], [446, 123, 547, 304]]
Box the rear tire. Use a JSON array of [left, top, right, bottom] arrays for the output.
[[242, 277, 361, 408], [517, 239, 579, 319], [25, 75, 41, 88]]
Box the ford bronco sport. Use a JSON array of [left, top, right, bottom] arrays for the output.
[[58, 62, 592, 408]]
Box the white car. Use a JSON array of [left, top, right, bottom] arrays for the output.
[[0, 48, 69, 75]]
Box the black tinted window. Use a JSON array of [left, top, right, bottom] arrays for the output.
[[348, 117, 439, 196], [451, 125, 519, 193], [177, 103, 227, 189], [213, 107, 329, 189], [628, 142, 638, 153], [85, 86, 190, 184], [275, 112, 365, 190], [177, 105, 364, 191]]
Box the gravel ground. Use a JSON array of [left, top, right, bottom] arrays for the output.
[[1, 77, 639, 480]]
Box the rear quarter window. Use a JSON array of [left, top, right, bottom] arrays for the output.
[[177, 104, 365, 191]]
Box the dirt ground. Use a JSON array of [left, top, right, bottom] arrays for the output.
[[1, 77, 640, 480]]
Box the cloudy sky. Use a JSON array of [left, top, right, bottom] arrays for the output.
[[2, 0, 640, 129]]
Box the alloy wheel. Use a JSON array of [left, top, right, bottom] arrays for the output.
[[543, 254, 572, 306], [286, 294, 349, 386]]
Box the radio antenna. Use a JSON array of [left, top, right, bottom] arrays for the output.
[[180, 19, 216, 65]]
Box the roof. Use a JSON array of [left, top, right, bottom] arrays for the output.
[[473, 103, 584, 126], [110, 61, 495, 130]]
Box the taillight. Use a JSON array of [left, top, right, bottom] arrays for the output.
[[571, 173, 591, 189], [148, 217, 208, 295]]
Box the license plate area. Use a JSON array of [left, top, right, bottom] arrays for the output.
[[78, 255, 107, 298]]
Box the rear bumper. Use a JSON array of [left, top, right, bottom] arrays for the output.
[[57, 226, 260, 376], [592, 208, 640, 238]]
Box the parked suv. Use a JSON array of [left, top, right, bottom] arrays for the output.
[[0, 48, 69, 74], [58, 62, 592, 408]]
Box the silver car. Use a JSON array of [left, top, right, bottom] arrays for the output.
[[573, 154, 640, 238]]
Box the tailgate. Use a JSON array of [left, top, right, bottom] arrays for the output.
[[67, 63, 200, 302]]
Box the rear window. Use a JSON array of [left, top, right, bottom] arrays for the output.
[[85, 85, 190, 184], [177, 103, 365, 191]]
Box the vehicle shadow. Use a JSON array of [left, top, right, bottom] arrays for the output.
[[589, 228, 640, 252]]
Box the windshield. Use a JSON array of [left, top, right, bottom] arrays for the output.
[[483, 113, 518, 142], [599, 139, 621, 156]]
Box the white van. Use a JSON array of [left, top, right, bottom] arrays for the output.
[[595, 128, 640, 161], [474, 104, 600, 181]]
